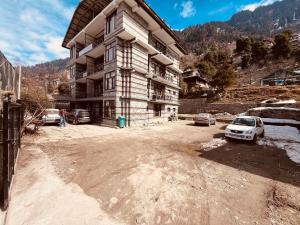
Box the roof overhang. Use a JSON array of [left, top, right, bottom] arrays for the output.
[[62, 0, 187, 55], [62, 0, 113, 48]]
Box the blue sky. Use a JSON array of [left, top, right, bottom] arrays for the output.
[[0, 0, 281, 65]]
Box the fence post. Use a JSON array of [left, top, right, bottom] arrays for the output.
[[1, 99, 9, 210]]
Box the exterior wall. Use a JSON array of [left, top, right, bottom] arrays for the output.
[[67, 1, 182, 127]]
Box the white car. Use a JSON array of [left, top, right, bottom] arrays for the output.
[[193, 113, 216, 126], [42, 109, 61, 125], [225, 116, 264, 142]]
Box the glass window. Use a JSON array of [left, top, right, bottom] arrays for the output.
[[106, 11, 117, 34], [232, 118, 256, 127], [104, 100, 116, 118], [94, 80, 103, 97], [105, 42, 116, 62], [151, 60, 165, 77], [105, 71, 116, 90]]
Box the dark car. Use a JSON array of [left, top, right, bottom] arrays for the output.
[[67, 109, 91, 125]]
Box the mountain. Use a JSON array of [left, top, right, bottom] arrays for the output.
[[174, 22, 242, 55], [177, 0, 300, 53], [22, 58, 69, 78], [229, 0, 300, 35], [24, 0, 300, 73]]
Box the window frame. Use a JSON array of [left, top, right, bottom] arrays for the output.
[[105, 71, 116, 90], [104, 100, 116, 119], [106, 11, 117, 34], [105, 41, 116, 62]]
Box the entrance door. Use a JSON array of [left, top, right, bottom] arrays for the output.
[[154, 104, 161, 117]]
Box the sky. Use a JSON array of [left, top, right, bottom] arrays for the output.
[[0, 0, 281, 66]]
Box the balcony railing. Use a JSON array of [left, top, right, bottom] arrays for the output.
[[76, 92, 87, 99], [149, 37, 179, 63], [151, 94, 173, 102], [75, 63, 104, 80], [78, 35, 105, 58]]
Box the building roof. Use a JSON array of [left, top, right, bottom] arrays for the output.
[[62, 0, 112, 48], [62, 0, 186, 54], [182, 69, 208, 83]]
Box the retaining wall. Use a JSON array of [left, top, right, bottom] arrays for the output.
[[179, 98, 300, 115]]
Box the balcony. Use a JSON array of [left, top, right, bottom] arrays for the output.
[[149, 74, 179, 89], [150, 94, 174, 103], [78, 35, 105, 58], [149, 38, 174, 65], [75, 63, 104, 82]]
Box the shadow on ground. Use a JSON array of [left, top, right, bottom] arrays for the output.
[[196, 141, 300, 188]]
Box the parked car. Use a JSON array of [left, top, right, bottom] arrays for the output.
[[42, 109, 60, 125], [225, 116, 264, 143], [193, 113, 216, 126], [67, 109, 91, 125]]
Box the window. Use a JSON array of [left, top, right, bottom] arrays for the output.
[[105, 71, 116, 90], [106, 11, 117, 34], [105, 42, 116, 62], [151, 60, 165, 77], [70, 65, 75, 80], [94, 80, 103, 97], [104, 100, 116, 118], [173, 91, 176, 96]]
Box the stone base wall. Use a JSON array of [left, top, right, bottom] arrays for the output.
[[179, 99, 256, 115], [179, 98, 300, 115]]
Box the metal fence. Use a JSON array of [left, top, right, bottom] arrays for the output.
[[0, 97, 23, 210]]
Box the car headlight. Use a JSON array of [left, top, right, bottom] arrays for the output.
[[245, 130, 253, 134], [225, 128, 230, 133]]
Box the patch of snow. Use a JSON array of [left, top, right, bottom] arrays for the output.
[[201, 138, 227, 151], [258, 125, 300, 164], [262, 118, 300, 125], [261, 99, 296, 104], [249, 107, 300, 112], [274, 99, 296, 104]]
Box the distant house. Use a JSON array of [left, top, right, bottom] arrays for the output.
[[182, 69, 209, 90], [261, 69, 300, 86], [51, 95, 71, 109], [262, 38, 274, 48], [291, 33, 300, 49]]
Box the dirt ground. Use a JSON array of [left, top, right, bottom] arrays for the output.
[[3, 121, 300, 225]]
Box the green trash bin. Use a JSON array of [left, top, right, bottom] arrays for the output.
[[118, 116, 126, 128]]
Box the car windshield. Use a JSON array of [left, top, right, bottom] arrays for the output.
[[198, 113, 209, 117], [232, 118, 255, 127], [78, 111, 89, 117], [46, 110, 59, 115]]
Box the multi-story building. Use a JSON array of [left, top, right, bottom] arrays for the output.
[[62, 0, 186, 127]]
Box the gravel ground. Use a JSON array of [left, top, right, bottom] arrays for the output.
[[3, 121, 300, 225]]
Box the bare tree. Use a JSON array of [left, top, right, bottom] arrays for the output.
[[21, 77, 51, 135]]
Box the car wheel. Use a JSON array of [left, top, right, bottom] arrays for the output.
[[252, 134, 257, 144]]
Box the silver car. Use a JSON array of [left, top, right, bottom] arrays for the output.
[[193, 113, 216, 126], [42, 109, 60, 125]]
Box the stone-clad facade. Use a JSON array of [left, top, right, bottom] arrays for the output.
[[63, 0, 186, 127]]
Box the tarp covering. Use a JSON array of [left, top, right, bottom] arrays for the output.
[[0, 51, 20, 99]]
